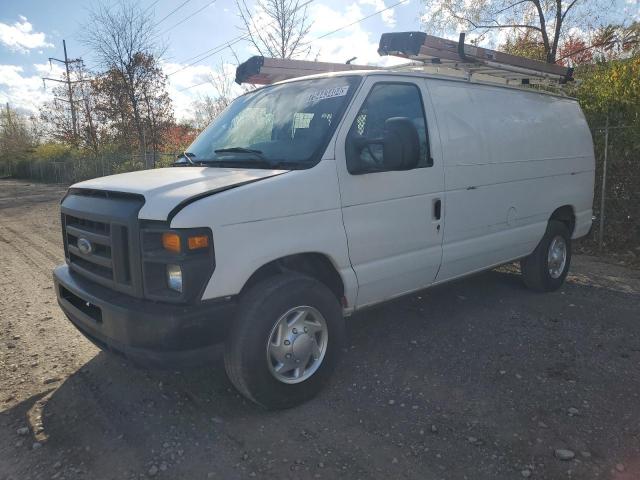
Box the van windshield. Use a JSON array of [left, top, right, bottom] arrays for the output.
[[183, 76, 361, 170]]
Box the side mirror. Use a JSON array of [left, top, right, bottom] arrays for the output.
[[381, 117, 420, 171]]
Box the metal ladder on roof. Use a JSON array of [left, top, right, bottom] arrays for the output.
[[235, 31, 573, 90], [378, 31, 573, 88], [234, 56, 378, 85]]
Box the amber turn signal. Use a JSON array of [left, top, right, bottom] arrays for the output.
[[162, 232, 181, 253], [187, 235, 209, 250]]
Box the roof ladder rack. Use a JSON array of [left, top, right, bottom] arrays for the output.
[[235, 56, 379, 85], [377, 31, 573, 87]]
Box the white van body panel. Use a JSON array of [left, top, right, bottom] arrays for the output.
[[66, 71, 595, 314], [333, 75, 446, 308], [170, 159, 359, 310], [425, 79, 594, 282], [72, 167, 287, 221]]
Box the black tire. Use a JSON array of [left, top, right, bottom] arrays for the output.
[[224, 273, 345, 409], [520, 220, 572, 292]]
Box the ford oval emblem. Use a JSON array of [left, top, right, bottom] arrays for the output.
[[77, 237, 93, 255]]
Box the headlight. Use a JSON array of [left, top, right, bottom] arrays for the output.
[[166, 264, 183, 292], [142, 227, 214, 303]]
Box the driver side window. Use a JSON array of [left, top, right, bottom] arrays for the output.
[[346, 82, 431, 174]]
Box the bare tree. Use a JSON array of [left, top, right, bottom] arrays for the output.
[[191, 95, 228, 130], [40, 62, 100, 153], [235, 0, 312, 59], [190, 59, 256, 130], [421, 0, 612, 63], [81, 0, 169, 163]]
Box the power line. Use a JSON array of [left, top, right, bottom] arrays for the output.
[[176, 79, 211, 92], [156, 0, 193, 25], [167, 35, 249, 76], [168, 0, 316, 76], [77, 0, 166, 60], [313, 0, 410, 41], [144, 0, 163, 13], [43, 40, 84, 139], [172, 0, 409, 91], [162, 0, 218, 32]]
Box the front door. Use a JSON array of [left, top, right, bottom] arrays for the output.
[[334, 76, 445, 308]]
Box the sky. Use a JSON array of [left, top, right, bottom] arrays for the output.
[[0, 0, 637, 120]]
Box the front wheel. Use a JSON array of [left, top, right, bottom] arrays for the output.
[[520, 220, 572, 292], [224, 273, 345, 409]]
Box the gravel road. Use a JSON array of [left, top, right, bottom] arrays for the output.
[[1, 179, 639, 480]]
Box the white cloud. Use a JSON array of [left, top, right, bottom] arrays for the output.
[[163, 61, 242, 120], [309, 2, 406, 67], [0, 63, 60, 114], [359, 0, 396, 27], [0, 16, 53, 53]]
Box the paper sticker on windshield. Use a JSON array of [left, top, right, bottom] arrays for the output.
[[307, 86, 349, 104]]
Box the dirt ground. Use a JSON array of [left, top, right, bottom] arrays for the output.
[[1, 178, 639, 480]]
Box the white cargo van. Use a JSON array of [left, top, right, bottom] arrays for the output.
[[54, 59, 594, 408]]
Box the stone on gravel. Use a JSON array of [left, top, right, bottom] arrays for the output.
[[521, 469, 532, 478], [388, 399, 395, 405], [32, 442, 42, 450], [567, 407, 580, 416], [554, 449, 575, 461], [430, 425, 438, 434], [16, 426, 29, 436], [148, 465, 158, 477], [615, 463, 625, 472]]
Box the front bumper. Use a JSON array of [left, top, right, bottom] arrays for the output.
[[53, 265, 236, 367]]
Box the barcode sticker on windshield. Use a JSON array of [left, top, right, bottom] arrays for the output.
[[307, 86, 349, 104]]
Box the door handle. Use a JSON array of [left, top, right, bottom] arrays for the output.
[[433, 199, 441, 220]]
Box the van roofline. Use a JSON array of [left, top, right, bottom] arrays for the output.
[[268, 68, 577, 101]]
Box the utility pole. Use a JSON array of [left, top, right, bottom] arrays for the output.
[[42, 40, 86, 141], [598, 114, 609, 250], [63, 40, 77, 138]]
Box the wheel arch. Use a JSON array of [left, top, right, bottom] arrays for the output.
[[550, 205, 576, 235], [240, 252, 346, 305]]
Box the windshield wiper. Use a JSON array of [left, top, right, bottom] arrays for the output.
[[214, 147, 264, 156], [174, 151, 198, 166]]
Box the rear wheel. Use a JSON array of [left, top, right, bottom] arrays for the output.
[[224, 273, 345, 409], [521, 220, 572, 292]]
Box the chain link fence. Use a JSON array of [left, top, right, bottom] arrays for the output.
[[1, 152, 180, 185], [4, 130, 639, 257], [581, 124, 640, 257]]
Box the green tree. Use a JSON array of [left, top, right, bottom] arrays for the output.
[[0, 105, 36, 176], [81, 1, 172, 166]]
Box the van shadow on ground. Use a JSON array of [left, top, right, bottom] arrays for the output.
[[2, 267, 640, 480]]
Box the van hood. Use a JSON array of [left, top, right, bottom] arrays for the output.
[[71, 167, 288, 221]]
